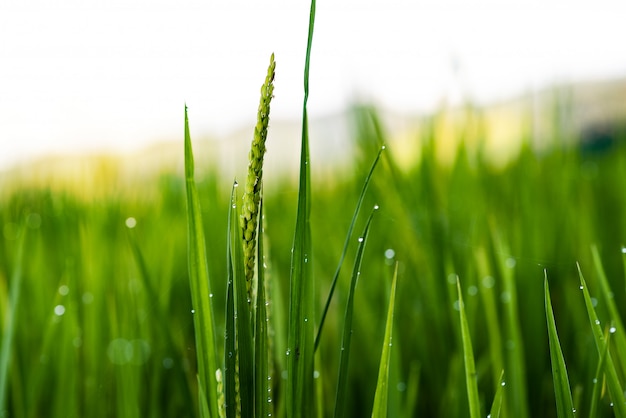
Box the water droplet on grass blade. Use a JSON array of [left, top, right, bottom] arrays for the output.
[[54, 305, 66, 316], [579, 285, 584, 290], [610, 326, 617, 333], [482, 276, 495, 288], [125, 217, 137, 229], [358, 237, 364, 243], [191, 309, 195, 314], [506, 258, 516, 268], [621, 247, 626, 254], [59, 285, 69, 296]]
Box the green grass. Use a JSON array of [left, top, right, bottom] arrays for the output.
[[2, 2, 626, 416]]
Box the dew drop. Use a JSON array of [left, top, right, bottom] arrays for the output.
[[621, 247, 626, 254], [592, 378, 598, 384], [191, 309, 195, 314], [313, 370, 320, 379], [54, 305, 66, 316], [505, 257, 516, 268], [209, 293, 214, 298], [595, 319, 601, 325], [468, 285, 478, 296], [58, 285, 70, 296], [610, 326, 617, 334], [384, 249, 395, 259], [125, 217, 137, 229], [374, 204, 379, 210], [233, 181, 239, 187], [286, 350, 291, 356], [381, 145, 386, 150], [579, 285, 584, 290], [501, 381, 506, 386], [358, 237, 364, 243]]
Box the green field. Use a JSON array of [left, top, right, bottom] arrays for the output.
[[2, 2, 626, 416], [1, 101, 626, 417]]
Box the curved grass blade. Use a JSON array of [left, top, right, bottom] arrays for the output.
[[229, 183, 254, 417], [544, 272, 575, 418], [456, 276, 481, 418], [315, 146, 384, 352], [184, 106, 219, 418], [333, 207, 377, 418], [287, 0, 316, 415], [255, 199, 270, 418], [0, 226, 25, 413], [371, 262, 398, 418], [577, 263, 626, 417], [489, 370, 505, 418], [589, 329, 611, 418]]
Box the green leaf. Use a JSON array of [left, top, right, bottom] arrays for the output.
[[184, 105, 219, 418], [489, 370, 505, 418], [315, 146, 384, 352], [229, 182, 254, 417], [334, 207, 376, 418], [0, 225, 25, 412], [224, 220, 237, 418], [578, 263, 626, 417], [591, 245, 626, 379], [371, 262, 398, 418], [287, 0, 317, 415], [255, 199, 270, 418], [456, 276, 481, 418], [589, 329, 611, 418], [544, 272, 575, 418]]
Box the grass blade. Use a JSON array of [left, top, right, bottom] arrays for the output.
[[224, 232, 237, 417], [230, 182, 254, 417], [315, 146, 384, 352], [589, 329, 611, 418], [255, 199, 270, 418], [0, 226, 25, 413], [544, 272, 575, 418], [371, 262, 398, 418], [577, 263, 626, 417], [489, 370, 506, 418], [591, 245, 626, 379], [184, 105, 219, 418], [456, 276, 481, 418], [333, 207, 377, 418], [287, 0, 316, 415]]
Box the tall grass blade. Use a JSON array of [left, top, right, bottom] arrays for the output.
[[589, 329, 611, 418], [255, 199, 270, 418], [224, 223, 237, 417], [315, 146, 384, 352], [456, 277, 481, 418], [544, 273, 575, 418], [184, 105, 219, 418], [489, 370, 505, 418], [0, 226, 25, 414], [287, 0, 316, 415], [577, 263, 626, 417], [591, 245, 626, 378], [333, 207, 377, 418], [223, 282, 236, 417], [230, 183, 254, 417], [494, 236, 529, 418], [371, 262, 398, 418]]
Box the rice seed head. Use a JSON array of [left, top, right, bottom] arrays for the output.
[[241, 53, 276, 298]]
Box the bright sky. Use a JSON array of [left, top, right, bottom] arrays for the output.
[[1, 0, 626, 168]]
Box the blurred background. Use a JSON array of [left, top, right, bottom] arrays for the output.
[[2, 0, 626, 175]]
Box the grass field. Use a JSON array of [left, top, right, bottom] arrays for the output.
[[1, 100, 626, 417], [2, 1, 626, 415]]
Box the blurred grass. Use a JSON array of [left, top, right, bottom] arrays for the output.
[[1, 100, 626, 416]]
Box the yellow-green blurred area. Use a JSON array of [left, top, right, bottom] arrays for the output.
[[2, 78, 626, 417]]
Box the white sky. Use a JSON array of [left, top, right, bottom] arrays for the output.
[[1, 0, 626, 167]]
